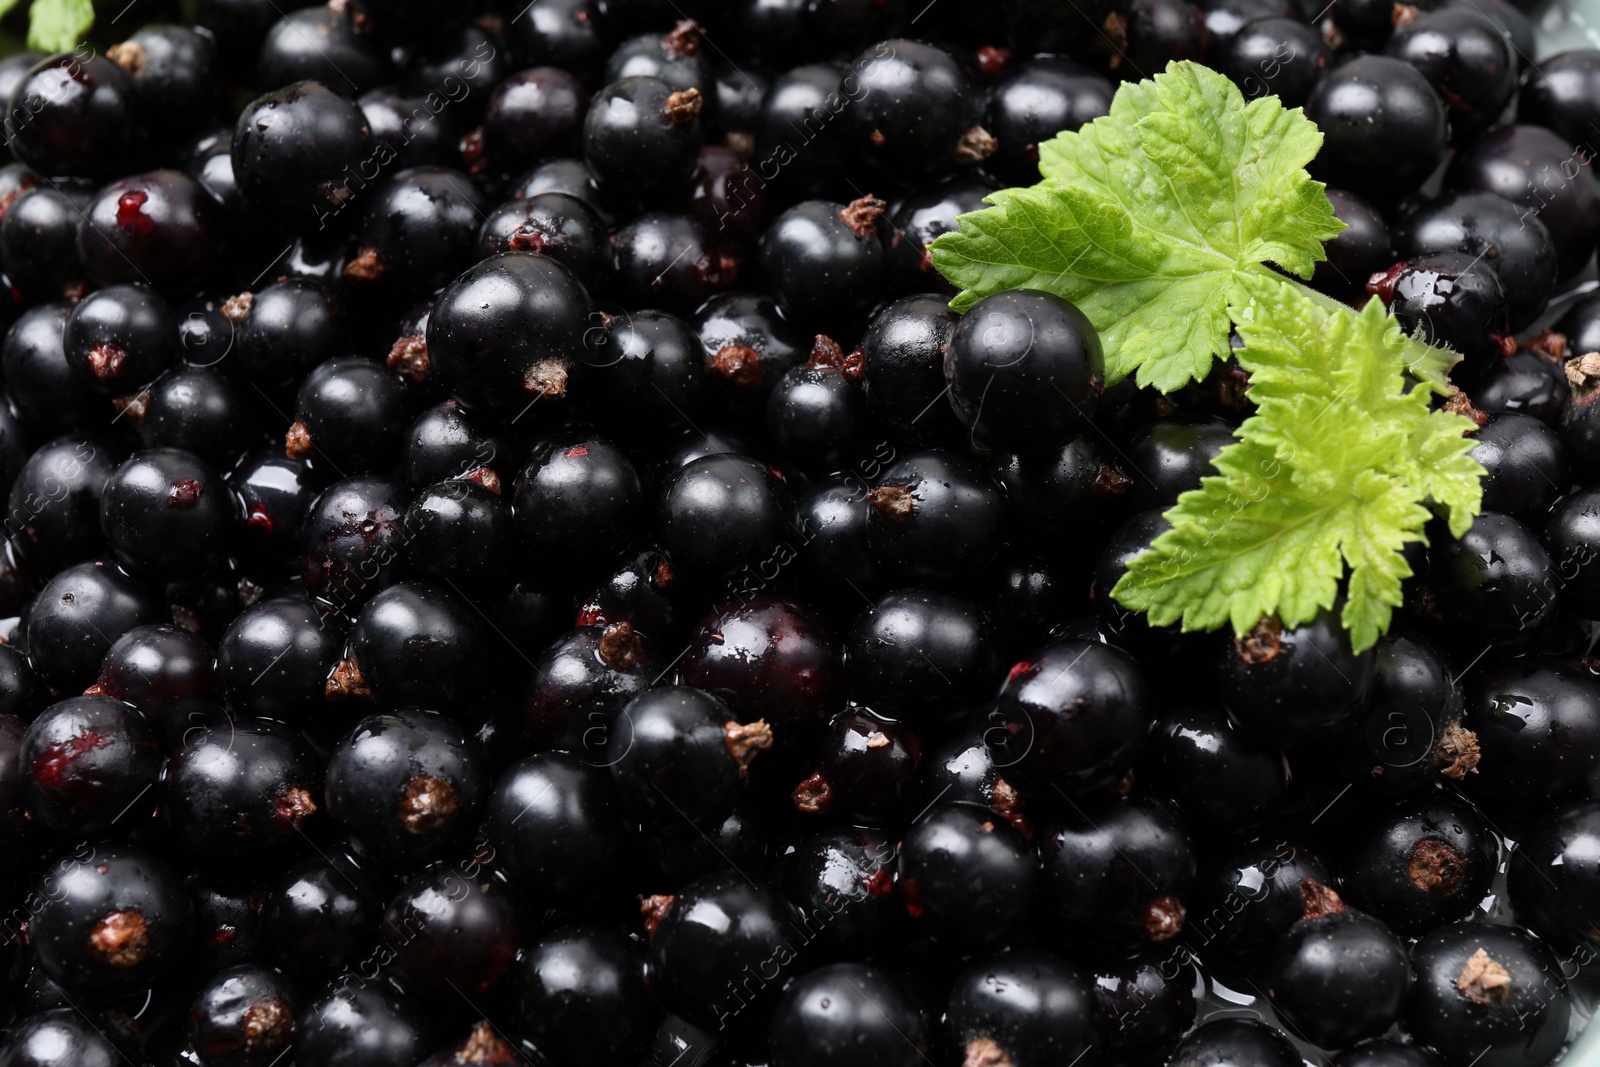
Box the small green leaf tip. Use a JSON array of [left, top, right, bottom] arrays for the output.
[[929, 60, 1344, 394], [1110, 277, 1485, 653], [27, 0, 94, 53]]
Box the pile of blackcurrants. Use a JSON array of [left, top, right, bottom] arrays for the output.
[[0, 0, 1595, 1064]]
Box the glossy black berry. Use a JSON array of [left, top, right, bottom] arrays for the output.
[[844, 588, 996, 722], [761, 197, 886, 331], [383, 865, 520, 999], [944, 950, 1098, 1067], [768, 964, 928, 1067], [1124, 413, 1234, 513], [680, 595, 844, 741], [485, 751, 630, 910], [1387, 8, 1516, 136], [26, 560, 162, 694], [64, 283, 173, 397], [865, 450, 1005, 588], [231, 80, 376, 228], [840, 40, 986, 179], [944, 290, 1103, 452], [1216, 609, 1378, 746], [403, 480, 513, 593], [227, 279, 347, 393], [141, 366, 256, 469], [610, 684, 771, 828], [298, 474, 410, 610], [21, 695, 160, 836], [1447, 124, 1600, 282], [293, 986, 433, 1067], [258, 853, 381, 981], [1406, 924, 1570, 1067], [1310, 189, 1394, 302], [426, 251, 591, 415], [216, 596, 342, 724], [8, 434, 125, 574], [525, 622, 655, 755], [1428, 511, 1557, 642], [348, 167, 485, 295], [1265, 882, 1411, 1047], [643, 870, 794, 1030], [1460, 657, 1600, 815], [898, 801, 1037, 953], [657, 454, 795, 586], [1394, 190, 1557, 330], [583, 76, 704, 198], [985, 638, 1149, 793], [984, 58, 1114, 186], [1040, 795, 1197, 956], [187, 964, 299, 1067], [256, 5, 393, 95], [1469, 412, 1568, 520], [325, 708, 487, 871], [101, 448, 232, 583], [513, 432, 641, 569], [1140, 704, 1285, 837], [8, 55, 146, 179], [1306, 55, 1448, 202], [0, 1008, 138, 1067], [31, 844, 192, 998], [477, 192, 603, 284], [1519, 49, 1600, 147], [1167, 1018, 1300, 1067], [164, 719, 321, 877], [778, 828, 900, 959], [512, 925, 658, 1067]]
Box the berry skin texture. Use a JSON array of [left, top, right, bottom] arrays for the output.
[[0, 1008, 137, 1067], [382, 866, 521, 999], [77, 170, 221, 294], [985, 638, 1150, 793], [1215, 608, 1377, 746], [63, 283, 173, 396], [30, 845, 193, 999], [609, 684, 771, 829], [230, 80, 376, 226], [187, 964, 299, 1067], [1168, 1018, 1302, 1067], [1507, 800, 1600, 956], [8, 56, 147, 180], [512, 925, 658, 1067], [1339, 793, 1497, 936], [944, 289, 1104, 452], [865, 450, 1006, 587], [425, 251, 591, 414], [1306, 55, 1448, 202], [897, 801, 1037, 954], [944, 950, 1098, 1067], [583, 75, 704, 198], [680, 594, 844, 742], [1461, 658, 1600, 816], [100, 447, 232, 583], [345, 581, 488, 709], [163, 720, 322, 877], [21, 695, 160, 837], [8, 434, 127, 575], [644, 870, 796, 1031], [26, 561, 163, 694], [524, 622, 656, 755], [513, 433, 642, 567], [215, 596, 343, 725], [657, 453, 795, 587], [1138, 704, 1286, 837], [324, 709, 488, 872], [841, 40, 984, 178], [1428, 512, 1558, 643], [843, 588, 997, 722], [258, 854, 381, 983], [293, 986, 433, 1067], [1265, 886, 1411, 1048], [760, 198, 886, 331], [768, 964, 928, 1067], [349, 166, 487, 295], [1039, 795, 1197, 955], [485, 752, 630, 911], [1406, 924, 1570, 1067], [288, 357, 408, 474], [298, 475, 410, 610]]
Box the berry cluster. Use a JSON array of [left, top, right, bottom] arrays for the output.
[[0, 0, 1592, 1066]]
